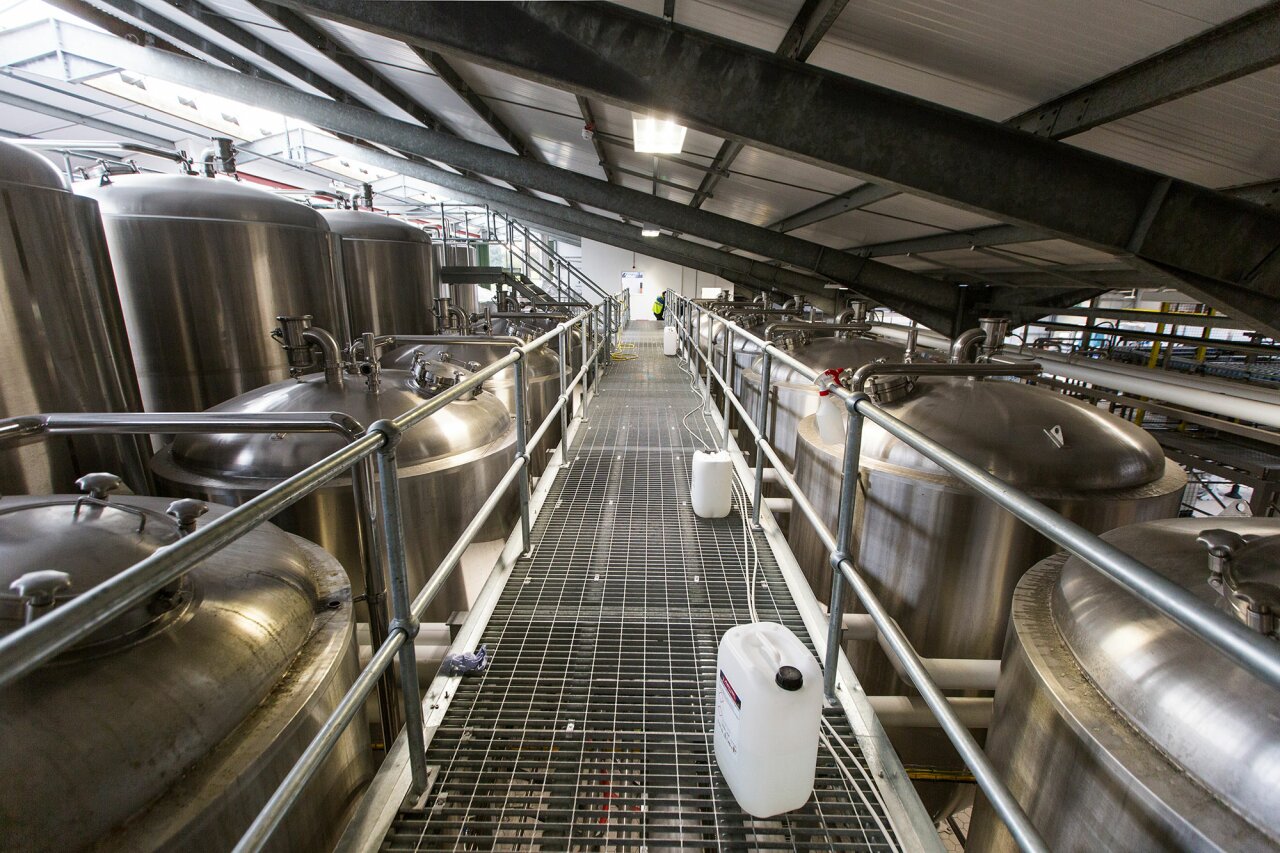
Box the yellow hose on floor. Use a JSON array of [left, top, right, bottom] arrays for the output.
[[611, 342, 638, 361]]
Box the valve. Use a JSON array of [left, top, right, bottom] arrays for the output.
[[1197, 528, 1278, 637]]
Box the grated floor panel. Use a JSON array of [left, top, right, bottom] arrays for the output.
[[383, 323, 902, 852]]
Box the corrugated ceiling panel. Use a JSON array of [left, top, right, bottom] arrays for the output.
[[607, 0, 806, 50], [300, 14, 520, 151], [809, 0, 1264, 118], [1066, 66, 1280, 188], [190, 0, 419, 119], [730, 146, 858, 199]]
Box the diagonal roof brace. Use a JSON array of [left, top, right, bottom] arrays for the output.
[[32, 21, 960, 330], [279, 0, 1280, 336]]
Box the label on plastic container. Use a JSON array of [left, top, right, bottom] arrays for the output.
[[716, 669, 742, 755]]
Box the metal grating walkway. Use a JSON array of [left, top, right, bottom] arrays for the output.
[[383, 322, 903, 851]]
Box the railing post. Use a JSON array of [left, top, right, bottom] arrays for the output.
[[352, 456, 402, 742], [558, 326, 571, 455], [721, 325, 733, 450], [513, 356, 533, 555], [580, 310, 590, 414], [751, 349, 772, 530], [703, 313, 714, 414], [368, 420, 429, 794], [824, 391, 867, 701]]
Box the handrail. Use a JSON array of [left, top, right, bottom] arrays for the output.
[[668, 290, 1280, 853], [0, 292, 624, 853]]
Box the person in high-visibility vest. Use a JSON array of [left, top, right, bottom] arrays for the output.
[[653, 293, 666, 321]]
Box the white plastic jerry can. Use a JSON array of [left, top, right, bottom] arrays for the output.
[[663, 324, 679, 356], [815, 368, 847, 445], [714, 622, 823, 817], [691, 450, 733, 518]]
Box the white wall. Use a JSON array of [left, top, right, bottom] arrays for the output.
[[578, 238, 734, 321]]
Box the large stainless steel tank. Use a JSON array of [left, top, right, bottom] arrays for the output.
[[382, 337, 562, 476], [489, 313, 588, 398], [739, 334, 902, 470], [0, 483, 371, 851], [788, 377, 1186, 815], [436, 243, 479, 313], [79, 175, 347, 413], [0, 141, 149, 493], [968, 517, 1280, 851], [152, 345, 518, 622], [320, 209, 437, 337]]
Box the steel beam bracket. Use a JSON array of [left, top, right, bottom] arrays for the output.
[[368, 418, 403, 452]]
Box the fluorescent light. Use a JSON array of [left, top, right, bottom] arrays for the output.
[[632, 114, 687, 154], [641, 228, 661, 237]]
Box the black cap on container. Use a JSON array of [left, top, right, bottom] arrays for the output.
[[775, 665, 803, 691]]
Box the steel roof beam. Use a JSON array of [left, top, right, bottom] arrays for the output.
[[852, 224, 1052, 256], [45, 24, 957, 328], [688, 0, 849, 209], [1227, 178, 1280, 209], [771, 182, 897, 233], [0, 89, 173, 149], [249, 2, 451, 131], [1008, 0, 1280, 138], [295, 0, 1280, 331], [771, 1, 1280, 233]]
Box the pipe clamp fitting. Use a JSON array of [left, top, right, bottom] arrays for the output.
[[368, 419, 403, 451], [390, 616, 421, 639], [830, 550, 854, 574]]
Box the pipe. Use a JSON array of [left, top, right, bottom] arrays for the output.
[[868, 696, 992, 729], [447, 305, 471, 334], [1019, 351, 1280, 427], [11, 138, 190, 165], [764, 321, 872, 341], [841, 614, 1001, 690], [845, 360, 1041, 394], [873, 322, 950, 351], [303, 326, 345, 387], [763, 497, 792, 514], [950, 327, 987, 363]]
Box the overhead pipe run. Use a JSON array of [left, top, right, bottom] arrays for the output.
[[1008, 351, 1280, 430]]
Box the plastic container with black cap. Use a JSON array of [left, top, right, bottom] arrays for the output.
[[713, 622, 822, 816]]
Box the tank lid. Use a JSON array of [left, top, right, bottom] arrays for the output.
[[0, 491, 189, 650], [749, 336, 903, 384], [383, 339, 559, 380], [1051, 518, 1280, 834], [0, 140, 67, 191], [860, 377, 1173, 492], [163, 367, 513, 481], [319, 209, 433, 243], [77, 173, 328, 230]]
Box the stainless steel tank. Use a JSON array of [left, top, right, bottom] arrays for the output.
[[320, 209, 437, 337], [0, 140, 149, 493], [435, 242, 479, 313], [489, 313, 587, 400], [0, 481, 372, 851], [787, 376, 1186, 815], [968, 517, 1280, 852], [739, 334, 902, 471], [79, 174, 347, 413], [152, 332, 518, 622], [382, 336, 562, 476]]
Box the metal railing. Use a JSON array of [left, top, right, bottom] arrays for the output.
[[670, 292, 1280, 853], [0, 292, 626, 852]]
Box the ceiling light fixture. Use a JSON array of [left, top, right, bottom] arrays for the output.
[[632, 114, 687, 154], [641, 227, 661, 237]]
